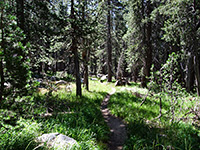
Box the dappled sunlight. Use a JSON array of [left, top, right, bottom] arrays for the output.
[[108, 85, 200, 150], [1, 0, 200, 149]]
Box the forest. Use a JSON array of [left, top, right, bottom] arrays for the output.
[[0, 0, 200, 149]]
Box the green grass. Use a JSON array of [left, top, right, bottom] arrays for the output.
[[0, 80, 113, 150], [108, 83, 200, 150], [1, 79, 200, 150]]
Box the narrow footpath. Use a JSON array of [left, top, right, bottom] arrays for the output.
[[101, 88, 127, 150]]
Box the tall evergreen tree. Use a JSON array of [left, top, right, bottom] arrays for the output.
[[107, 0, 112, 82], [0, 0, 30, 104], [70, 0, 82, 96]]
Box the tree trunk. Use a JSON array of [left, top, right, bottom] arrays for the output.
[[84, 60, 89, 90], [71, 0, 82, 96], [16, 0, 25, 31], [141, 0, 152, 88], [82, 0, 89, 91], [194, 55, 200, 96], [83, 49, 90, 91], [185, 53, 194, 92], [0, 1, 5, 103], [107, 0, 112, 82], [116, 51, 124, 79], [94, 56, 97, 75], [193, 0, 200, 96]]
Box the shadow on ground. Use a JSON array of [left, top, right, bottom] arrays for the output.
[[108, 92, 200, 150]]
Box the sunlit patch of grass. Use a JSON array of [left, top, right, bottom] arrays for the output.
[[0, 119, 41, 150], [35, 81, 111, 149], [109, 92, 160, 122], [89, 80, 114, 93], [114, 82, 148, 95], [108, 84, 200, 150], [0, 80, 111, 150]]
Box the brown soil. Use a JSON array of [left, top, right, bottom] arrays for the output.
[[101, 88, 127, 150]]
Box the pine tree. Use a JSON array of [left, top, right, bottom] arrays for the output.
[[106, 0, 112, 82], [0, 0, 30, 103]]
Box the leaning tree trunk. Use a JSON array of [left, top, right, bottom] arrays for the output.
[[107, 0, 112, 82], [71, 0, 82, 96]]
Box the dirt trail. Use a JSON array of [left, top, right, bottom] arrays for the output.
[[101, 88, 127, 150]]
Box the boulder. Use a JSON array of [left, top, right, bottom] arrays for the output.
[[36, 133, 78, 150]]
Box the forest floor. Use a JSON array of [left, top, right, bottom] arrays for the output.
[[101, 88, 127, 150], [1, 80, 200, 150]]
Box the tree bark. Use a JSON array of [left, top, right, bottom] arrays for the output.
[[16, 0, 25, 31], [83, 49, 90, 91], [82, 0, 89, 91], [194, 55, 200, 96], [185, 53, 194, 92], [0, 1, 5, 103], [71, 0, 82, 96], [141, 0, 152, 88], [193, 0, 200, 96], [116, 51, 124, 79], [107, 0, 112, 82]]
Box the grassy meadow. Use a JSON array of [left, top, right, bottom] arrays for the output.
[[0, 80, 113, 150], [108, 83, 200, 150], [0, 80, 200, 150]]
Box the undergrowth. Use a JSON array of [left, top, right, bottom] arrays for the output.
[[108, 84, 200, 150], [2, 78, 199, 150], [0, 80, 112, 150]]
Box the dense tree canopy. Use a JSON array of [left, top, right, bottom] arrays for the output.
[[0, 0, 200, 97]]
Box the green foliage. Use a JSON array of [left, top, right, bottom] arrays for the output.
[[0, 2, 31, 102], [108, 84, 200, 150], [149, 52, 188, 123], [0, 80, 111, 150], [0, 119, 40, 150]]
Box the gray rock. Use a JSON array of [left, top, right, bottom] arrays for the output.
[[36, 133, 78, 150], [53, 134, 78, 150]]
